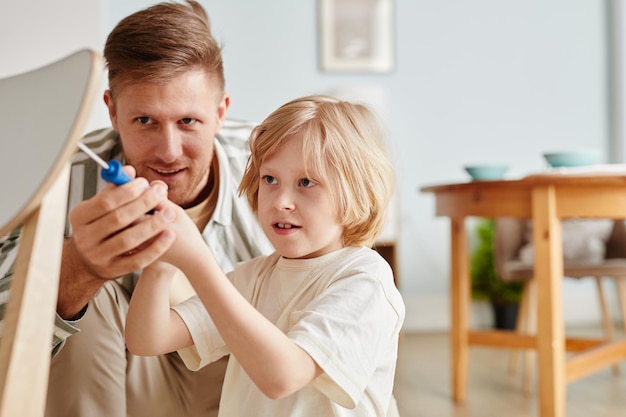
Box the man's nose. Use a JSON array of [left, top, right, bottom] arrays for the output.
[[154, 126, 183, 163]]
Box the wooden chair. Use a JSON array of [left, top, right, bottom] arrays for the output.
[[494, 217, 626, 392], [0, 49, 102, 416]]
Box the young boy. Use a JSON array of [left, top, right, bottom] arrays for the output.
[[126, 95, 405, 416]]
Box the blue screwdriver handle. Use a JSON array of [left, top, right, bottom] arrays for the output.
[[101, 160, 133, 185], [101, 160, 155, 214], [77, 143, 155, 213]]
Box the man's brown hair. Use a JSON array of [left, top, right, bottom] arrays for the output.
[[104, 0, 224, 98]]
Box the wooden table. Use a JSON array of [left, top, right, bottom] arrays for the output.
[[421, 173, 626, 417]]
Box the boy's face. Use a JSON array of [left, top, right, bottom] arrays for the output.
[[105, 69, 229, 208], [257, 134, 345, 259]]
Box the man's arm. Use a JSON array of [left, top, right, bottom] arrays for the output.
[[57, 175, 176, 318], [0, 229, 85, 354], [56, 238, 107, 319], [0, 130, 173, 354]]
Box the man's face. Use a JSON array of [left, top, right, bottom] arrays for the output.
[[105, 69, 229, 208]]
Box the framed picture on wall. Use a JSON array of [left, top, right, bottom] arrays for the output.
[[318, 0, 394, 74]]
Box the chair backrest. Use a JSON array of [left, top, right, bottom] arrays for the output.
[[0, 49, 102, 237], [0, 49, 102, 417], [605, 219, 626, 259]]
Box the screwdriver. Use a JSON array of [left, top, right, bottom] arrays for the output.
[[77, 142, 132, 185], [77, 142, 156, 213]]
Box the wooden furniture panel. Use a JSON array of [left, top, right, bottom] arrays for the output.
[[373, 240, 398, 287], [0, 49, 101, 416]]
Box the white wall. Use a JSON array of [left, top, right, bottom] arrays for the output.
[[179, 0, 612, 331], [1, 0, 613, 331], [0, 0, 111, 133]]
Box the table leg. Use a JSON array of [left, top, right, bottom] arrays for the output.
[[532, 186, 566, 417], [450, 217, 469, 402]]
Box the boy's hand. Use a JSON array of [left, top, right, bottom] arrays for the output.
[[142, 260, 178, 279], [152, 196, 207, 268]]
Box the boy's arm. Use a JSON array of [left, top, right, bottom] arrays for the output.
[[130, 199, 322, 398], [186, 247, 322, 400], [160, 211, 322, 400], [125, 262, 192, 355]]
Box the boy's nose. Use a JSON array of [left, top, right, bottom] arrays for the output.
[[274, 188, 295, 211]]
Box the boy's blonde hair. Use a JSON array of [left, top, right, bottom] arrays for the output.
[[239, 95, 394, 248]]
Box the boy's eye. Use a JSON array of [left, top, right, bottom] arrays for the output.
[[180, 118, 196, 125], [137, 116, 151, 124], [299, 178, 316, 188], [262, 175, 278, 185]]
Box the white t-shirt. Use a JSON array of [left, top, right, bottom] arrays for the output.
[[173, 246, 405, 417]]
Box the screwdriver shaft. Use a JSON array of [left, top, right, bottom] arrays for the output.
[[77, 142, 110, 170]]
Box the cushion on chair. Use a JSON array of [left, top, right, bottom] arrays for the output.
[[496, 218, 626, 283], [501, 258, 626, 282], [518, 219, 613, 263]]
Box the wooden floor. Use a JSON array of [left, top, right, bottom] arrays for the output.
[[393, 329, 626, 417]]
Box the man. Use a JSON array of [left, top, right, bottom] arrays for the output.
[[0, 1, 272, 416]]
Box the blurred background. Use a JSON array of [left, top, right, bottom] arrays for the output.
[[1, 0, 621, 332]]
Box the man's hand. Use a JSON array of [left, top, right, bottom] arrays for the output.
[[56, 166, 175, 319]]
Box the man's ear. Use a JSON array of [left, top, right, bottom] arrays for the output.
[[215, 92, 230, 131], [104, 90, 118, 131]]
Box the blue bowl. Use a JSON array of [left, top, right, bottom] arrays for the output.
[[543, 151, 601, 168], [464, 164, 508, 181]]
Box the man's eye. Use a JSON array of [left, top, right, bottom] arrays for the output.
[[299, 178, 316, 188], [137, 116, 151, 124], [180, 118, 196, 125], [262, 175, 277, 185]]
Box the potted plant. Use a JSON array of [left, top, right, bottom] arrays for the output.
[[470, 218, 524, 330]]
